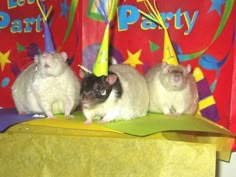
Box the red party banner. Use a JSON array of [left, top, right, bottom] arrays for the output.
[[0, 0, 80, 108], [0, 0, 235, 149]]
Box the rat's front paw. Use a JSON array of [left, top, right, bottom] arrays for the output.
[[97, 120, 107, 124], [165, 113, 181, 118], [19, 112, 28, 115], [84, 119, 92, 125], [65, 114, 74, 119], [47, 116, 55, 119], [98, 118, 112, 124]]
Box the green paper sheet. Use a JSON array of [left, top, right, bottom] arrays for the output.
[[25, 112, 234, 137], [102, 113, 234, 137]]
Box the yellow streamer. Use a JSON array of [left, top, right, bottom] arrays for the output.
[[108, 0, 118, 21], [36, 0, 53, 22]]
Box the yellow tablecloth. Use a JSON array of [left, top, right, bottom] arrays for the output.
[[0, 112, 234, 177]]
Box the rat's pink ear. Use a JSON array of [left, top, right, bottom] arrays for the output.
[[34, 55, 39, 64], [186, 64, 192, 74], [60, 51, 68, 62], [161, 61, 168, 68], [79, 69, 87, 79], [161, 61, 169, 74], [106, 74, 117, 85], [79, 65, 92, 79]]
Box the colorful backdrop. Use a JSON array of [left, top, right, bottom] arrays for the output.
[[0, 0, 235, 148]]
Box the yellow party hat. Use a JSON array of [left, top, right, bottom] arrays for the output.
[[93, 25, 109, 76], [163, 29, 179, 65], [92, 0, 118, 77], [138, 0, 179, 65]]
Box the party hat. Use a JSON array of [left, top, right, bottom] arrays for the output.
[[92, 0, 118, 77], [36, 0, 55, 53], [44, 22, 55, 53], [138, 0, 179, 65], [93, 25, 109, 76], [162, 29, 179, 65]]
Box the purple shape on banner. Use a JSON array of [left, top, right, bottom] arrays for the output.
[[0, 108, 40, 132], [201, 105, 220, 122], [197, 79, 212, 100]]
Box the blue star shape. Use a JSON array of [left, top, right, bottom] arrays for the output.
[[60, 0, 70, 19], [208, 0, 226, 16]]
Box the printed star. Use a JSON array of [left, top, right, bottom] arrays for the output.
[[0, 50, 11, 71], [208, 0, 226, 16], [123, 49, 143, 67], [60, 0, 70, 19]]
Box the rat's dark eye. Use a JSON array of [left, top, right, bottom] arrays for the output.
[[101, 89, 107, 96], [173, 69, 183, 74], [94, 83, 102, 92]]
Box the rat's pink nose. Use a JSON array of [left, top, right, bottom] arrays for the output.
[[174, 76, 180, 82], [42, 53, 48, 58]]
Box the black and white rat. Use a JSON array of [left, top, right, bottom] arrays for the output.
[[11, 51, 81, 118], [80, 64, 149, 124], [145, 62, 198, 116]]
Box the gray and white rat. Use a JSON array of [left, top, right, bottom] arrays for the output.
[[80, 64, 149, 124], [11, 51, 81, 118], [145, 62, 198, 116]]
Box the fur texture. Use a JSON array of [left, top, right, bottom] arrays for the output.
[[145, 63, 198, 116], [12, 52, 81, 118], [80, 64, 149, 124]]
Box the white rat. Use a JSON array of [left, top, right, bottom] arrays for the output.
[[145, 62, 199, 116], [11, 51, 81, 118], [80, 64, 149, 124]]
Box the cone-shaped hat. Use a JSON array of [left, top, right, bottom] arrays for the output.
[[93, 25, 109, 76], [44, 21, 55, 53], [92, 0, 118, 77], [37, 0, 55, 53], [162, 29, 178, 65]]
